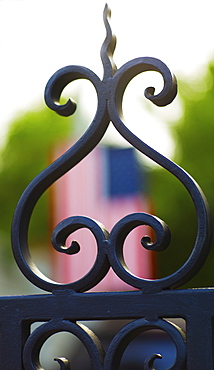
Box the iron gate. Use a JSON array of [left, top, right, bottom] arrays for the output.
[[1, 4, 213, 369]]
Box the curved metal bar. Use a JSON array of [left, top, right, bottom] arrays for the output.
[[54, 358, 71, 370], [107, 58, 212, 289], [11, 67, 110, 292], [23, 320, 105, 370], [110, 56, 177, 108], [103, 318, 186, 370], [108, 213, 171, 290], [51, 216, 110, 292], [144, 354, 163, 370]]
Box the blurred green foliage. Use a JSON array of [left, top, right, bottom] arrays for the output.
[[152, 63, 214, 287], [0, 106, 73, 261]]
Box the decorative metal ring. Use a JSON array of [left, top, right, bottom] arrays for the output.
[[108, 212, 171, 290], [50, 216, 110, 292], [23, 319, 105, 370], [103, 318, 186, 369], [13, 215, 109, 292]]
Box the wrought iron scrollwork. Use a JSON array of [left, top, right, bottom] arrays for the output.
[[104, 318, 186, 370], [23, 320, 105, 369], [51, 216, 110, 292], [9, 4, 213, 370], [11, 4, 211, 293], [23, 318, 186, 370]]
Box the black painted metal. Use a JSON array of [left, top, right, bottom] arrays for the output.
[[1, 4, 212, 369]]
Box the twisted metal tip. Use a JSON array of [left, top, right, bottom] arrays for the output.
[[101, 3, 117, 80], [104, 3, 110, 16]]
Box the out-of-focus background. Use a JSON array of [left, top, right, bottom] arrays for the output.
[[1, 0, 214, 368]]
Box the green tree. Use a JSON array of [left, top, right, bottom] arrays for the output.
[[0, 105, 73, 262], [152, 63, 214, 287]]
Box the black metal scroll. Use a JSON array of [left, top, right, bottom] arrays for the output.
[[4, 3, 212, 370]]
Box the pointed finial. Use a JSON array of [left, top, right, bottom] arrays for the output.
[[101, 4, 117, 80]]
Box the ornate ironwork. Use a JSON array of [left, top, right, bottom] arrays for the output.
[[0, 3, 212, 369]]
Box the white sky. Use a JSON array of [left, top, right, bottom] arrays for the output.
[[0, 0, 214, 158]]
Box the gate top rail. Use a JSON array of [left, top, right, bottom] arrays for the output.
[[11, 4, 212, 294]]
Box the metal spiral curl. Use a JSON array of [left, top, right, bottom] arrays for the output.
[[11, 3, 212, 292], [144, 354, 163, 370], [51, 216, 110, 292], [23, 320, 105, 370], [107, 213, 171, 290], [54, 358, 71, 370], [103, 318, 186, 370]]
